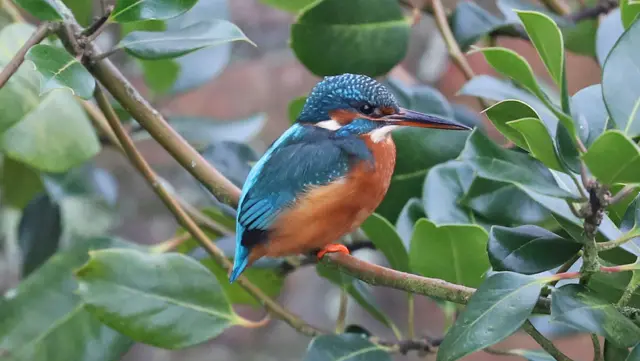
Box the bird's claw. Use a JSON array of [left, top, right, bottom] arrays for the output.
[[316, 244, 350, 259]]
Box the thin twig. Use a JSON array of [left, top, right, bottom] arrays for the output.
[[549, 252, 581, 287], [151, 233, 191, 253], [1, 0, 24, 22], [81, 6, 113, 42], [597, 230, 640, 251], [335, 289, 348, 333], [93, 84, 324, 337], [522, 320, 573, 361], [609, 185, 638, 205], [591, 334, 602, 361], [407, 294, 415, 339], [92, 47, 120, 61], [570, 0, 618, 22], [0, 22, 57, 89]]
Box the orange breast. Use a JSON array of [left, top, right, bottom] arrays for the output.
[[247, 135, 396, 264]]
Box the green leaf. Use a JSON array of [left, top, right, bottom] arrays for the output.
[[0, 237, 134, 361], [110, 0, 198, 23], [0, 25, 100, 173], [551, 284, 640, 348], [602, 18, 640, 137], [25, 44, 95, 99], [0, 157, 44, 209], [450, 2, 515, 52], [460, 129, 580, 200], [317, 262, 397, 330], [361, 213, 409, 272], [200, 141, 259, 188], [582, 130, 640, 185], [12, 0, 62, 20], [410, 219, 489, 288], [516, 11, 564, 87], [62, 0, 92, 26], [140, 58, 180, 94], [132, 114, 266, 149], [422, 160, 475, 225], [395, 198, 425, 244], [507, 117, 564, 171], [488, 225, 581, 274], [375, 170, 425, 223], [596, 9, 624, 67], [620, 194, 640, 234], [304, 334, 391, 361], [621, 0, 640, 29], [76, 249, 243, 349], [605, 339, 631, 361], [18, 193, 62, 277], [288, 96, 307, 123], [610, 185, 640, 225], [291, 0, 410, 77], [437, 272, 544, 361], [260, 0, 318, 12], [628, 344, 640, 361], [201, 258, 284, 307], [119, 20, 252, 60], [484, 99, 538, 149], [476, 47, 575, 137]]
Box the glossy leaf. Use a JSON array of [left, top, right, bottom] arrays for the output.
[[395, 198, 425, 245], [450, 2, 513, 52], [200, 141, 259, 188], [62, 0, 92, 26], [12, 0, 62, 20], [508, 117, 564, 171], [25, 44, 95, 99], [622, 0, 640, 29], [484, 99, 538, 149], [0, 157, 44, 209], [582, 130, 640, 185], [488, 225, 580, 274], [18, 193, 62, 277], [317, 262, 396, 329], [201, 258, 284, 307], [477, 47, 575, 137], [551, 284, 640, 348], [605, 340, 631, 361], [423, 160, 475, 225], [410, 219, 489, 288], [304, 334, 391, 361], [133, 114, 266, 148], [119, 20, 252, 60], [140, 59, 180, 94], [516, 11, 564, 87], [0, 237, 134, 361], [361, 213, 409, 272], [375, 170, 425, 223], [76, 249, 242, 349], [628, 344, 640, 361], [602, 18, 640, 137], [288, 96, 307, 122], [596, 9, 624, 67], [111, 0, 198, 23], [437, 272, 544, 361], [0, 26, 100, 173], [291, 0, 410, 77], [460, 130, 579, 200], [260, 0, 318, 12]]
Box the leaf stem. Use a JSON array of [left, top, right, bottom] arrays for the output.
[[522, 320, 573, 361], [0, 22, 58, 89], [591, 334, 602, 361], [597, 230, 640, 251], [335, 289, 348, 333], [618, 269, 640, 307], [150, 233, 191, 253], [407, 293, 415, 339], [93, 84, 324, 337], [609, 185, 638, 206], [549, 252, 581, 286]]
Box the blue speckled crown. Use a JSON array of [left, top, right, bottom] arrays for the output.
[[297, 74, 399, 123]]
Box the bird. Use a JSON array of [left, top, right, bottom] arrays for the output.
[[229, 73, 470, 282]]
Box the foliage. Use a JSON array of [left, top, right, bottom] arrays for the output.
[[2, 0, 640, 361]]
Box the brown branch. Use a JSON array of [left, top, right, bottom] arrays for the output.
[[570, 0, 618, 22], [540, 0, 571, 16], [609, 184, 638, 205], [0, 22, 58, 89], [93, 84, 324, 338], [522, 320, 573, 361]]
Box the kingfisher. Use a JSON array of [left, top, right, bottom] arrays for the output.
[[229, 73, 470, 282]]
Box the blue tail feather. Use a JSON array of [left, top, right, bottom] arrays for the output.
[[229, 244, 250, 283]]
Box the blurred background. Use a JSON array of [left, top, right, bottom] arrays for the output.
[[0, 0, 606, 359]]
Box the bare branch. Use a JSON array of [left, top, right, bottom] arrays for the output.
[[522, 320, 573, 361]]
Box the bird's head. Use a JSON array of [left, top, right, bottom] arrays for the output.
[[296, 74, 470, 141]]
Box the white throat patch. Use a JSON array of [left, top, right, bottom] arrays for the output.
[[315, 119, 342, 130], [369, 125, 399, 143]]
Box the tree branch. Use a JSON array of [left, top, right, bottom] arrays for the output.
[[540, 0, 571, 16], [570, 0, 618, 22], [591, 334, 602, 361], [0, 22, 58, 89], [522, 320, 573, 361], [93, 84, 324, 338]]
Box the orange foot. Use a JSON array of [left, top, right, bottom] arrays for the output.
[[316, 244, 350, 260]]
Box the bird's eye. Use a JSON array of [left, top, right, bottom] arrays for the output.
[[359, 103, 375, 115]]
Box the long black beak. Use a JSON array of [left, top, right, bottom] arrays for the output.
[[385, 108, 471, 130]]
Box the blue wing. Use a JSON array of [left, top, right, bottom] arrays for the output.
[[229, 124, 373, 281]]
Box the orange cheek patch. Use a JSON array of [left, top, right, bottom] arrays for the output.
[[380, 106, 396, 116], [329, 109, 358, 125]]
